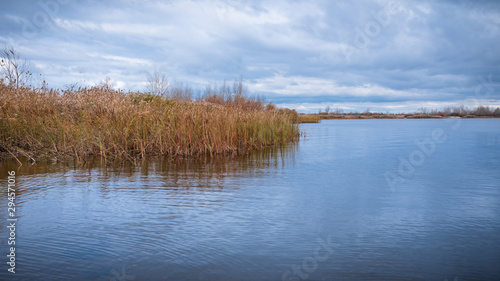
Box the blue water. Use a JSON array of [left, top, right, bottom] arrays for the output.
[[1, 119, 500, 280]]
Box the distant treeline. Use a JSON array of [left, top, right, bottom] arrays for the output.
[[415, 106, 500, 117], [301, 106, 500, 122]]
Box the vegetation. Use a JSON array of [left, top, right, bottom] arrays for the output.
[[0, 81, 299, 163], [298, 115, 321, 123], [416, 106, 500, 117], [306, 106, 500, 120], [0, 45, 31, 89]]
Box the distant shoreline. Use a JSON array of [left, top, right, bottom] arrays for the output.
[[299, 111, 500, 123]]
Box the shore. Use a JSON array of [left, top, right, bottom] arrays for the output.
[[299, 111, 500, 123]]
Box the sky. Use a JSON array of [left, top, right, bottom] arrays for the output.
[[1, 0, 499, 113]]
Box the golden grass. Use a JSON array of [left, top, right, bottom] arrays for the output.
[[298, 115, 321, 123], [0, 84, 299, 162]]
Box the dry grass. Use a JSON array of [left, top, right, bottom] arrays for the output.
[[298, 115, 321, 123], [0, 84, 299, 163]]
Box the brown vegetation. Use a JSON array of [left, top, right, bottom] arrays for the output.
[[298, 115, 321, 123], [307, 106, 500, 120], [0, 82, 299, 163]]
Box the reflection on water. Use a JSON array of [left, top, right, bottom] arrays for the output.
[[1, 119, 500, 281], [0, 145, 298, 281], [0, 145, 296, 198]]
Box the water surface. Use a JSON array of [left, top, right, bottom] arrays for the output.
[[1, 119, 500, 280]]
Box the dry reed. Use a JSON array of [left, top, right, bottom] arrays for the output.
[[0, 83, 299, 162], [298, 115, 321, 123]]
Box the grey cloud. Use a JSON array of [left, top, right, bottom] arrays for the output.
[[0, 0, 498, 112]]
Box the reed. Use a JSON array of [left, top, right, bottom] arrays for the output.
[[0, 83, 299, 162], [298, 115, 321, 123]]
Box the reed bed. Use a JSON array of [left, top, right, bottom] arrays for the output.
[[298, 115, 321, 123], [0, 84, 299, 162]]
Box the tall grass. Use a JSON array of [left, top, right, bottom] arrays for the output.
[[298, 115, 321, 123], [0, 82, 299, 162]]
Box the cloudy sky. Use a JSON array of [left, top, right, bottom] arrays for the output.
[[1, 0, 499, 112]]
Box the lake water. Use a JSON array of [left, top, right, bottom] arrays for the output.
[[1, 119, 500, 281]]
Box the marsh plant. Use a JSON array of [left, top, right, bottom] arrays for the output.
[[0, 81, 299, 163]]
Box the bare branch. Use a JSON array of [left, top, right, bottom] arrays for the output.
[[146, 71, 169, 96], [98, 76, 113, 90], [0, 45, 31, 88]]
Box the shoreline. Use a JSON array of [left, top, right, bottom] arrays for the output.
[[299, 113, 500, 123]]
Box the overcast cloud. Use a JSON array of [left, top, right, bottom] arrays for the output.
[[1, 0, 499, 112]]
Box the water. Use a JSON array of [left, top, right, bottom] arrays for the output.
[[1, 119, 500, 281]]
